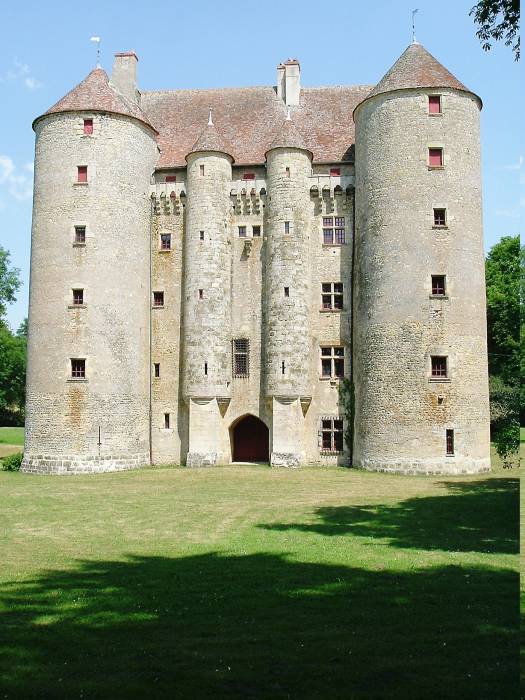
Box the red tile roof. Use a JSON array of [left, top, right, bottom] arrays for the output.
[[141, 85, 372, 168], [34, 68, 157, 132], [265, 115, 313, 159], [188, 121, 234, 161], [355, 43, 479, 115]]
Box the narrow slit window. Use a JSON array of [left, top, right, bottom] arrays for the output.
[[154, 363, 160, 378], [320, 417, 344, 454], [74, 226, 86, 244], [238, 226, 247, 238], [252, 225, 261, 237], [204, 362, 208, 376], [431, 275, 446, 296], [284, 221, 290, 234], [164, 413, 170, 429], [153, 291, 164, 307], [233, 338, 249, 378], [446, 429, 454, 455], [429, 95, 442, 114], [77, 166, 88, 183], [198, 289, 204, 299], [160, 233, 171, 250], [431, 356, 448, 378], [200, 230, 205, 241], [285, 167, 290, 178], [428, 148, 443, 167], [199, 164, 205, 176], [281, 361, 285, 375], [284, 286, 290, 297], [71, 358, 85, 379], [72, 289, 84, 305], [321, 347, 345, 378], [433, 208, 447, 227], [83, 119, 93, 135]]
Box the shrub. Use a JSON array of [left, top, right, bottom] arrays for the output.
[[1, 452, 23, 471]]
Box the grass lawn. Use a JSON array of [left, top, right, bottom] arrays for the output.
[[0, 450, 519, 699], [0, 426, 24, 458]]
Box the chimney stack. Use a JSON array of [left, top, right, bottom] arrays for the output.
[[111, 51, 139, 103], [277, 59, 300, 107]]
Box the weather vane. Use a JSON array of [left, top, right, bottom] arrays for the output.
[[90, 36, 101, 67], [412, 9, 419, 44]]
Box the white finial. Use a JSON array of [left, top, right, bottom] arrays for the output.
[[90, 36, 101, 68], [286, 108, 291, 121], [411, 9, 419, 43], [208, 107, 213, 126]]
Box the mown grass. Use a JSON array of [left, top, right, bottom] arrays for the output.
[[0, 448, 519, 699]]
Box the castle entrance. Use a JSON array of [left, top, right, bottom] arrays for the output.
[[231, 415, 269, 463]]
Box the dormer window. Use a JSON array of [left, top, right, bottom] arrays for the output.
[[428, 95, 442, 114], [83, 119, 93, 135]]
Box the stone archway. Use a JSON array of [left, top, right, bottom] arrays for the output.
[[231, 415, 269, 463]]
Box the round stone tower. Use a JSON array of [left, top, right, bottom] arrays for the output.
[[182, 114, 233, 466], [263, 115, 313, 467], [353, 42, 490, 474], [22, 59, 158, 473]]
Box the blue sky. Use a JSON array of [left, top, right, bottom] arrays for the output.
[[0, 0, 521, 330]]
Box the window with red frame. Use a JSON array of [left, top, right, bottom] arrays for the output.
[[431, 356, 447, 377], [428, 95, 441, 114], [71, 358, 85, 378], [77, 166, 88, 183], [83, 119, 93, 135], [165, 175, 177, 183], [431, 275, 446, 296], [429, 148, 443, 167], [243, 173, 255, 180], [330, 167, 340, 176]]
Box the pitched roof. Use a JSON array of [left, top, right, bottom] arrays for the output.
[[355, 43, 479, 114], [34, 68, 157, 132], [265, 115, 313, 158], [188, 120, 234, 161], [140, 85, 371, 167]]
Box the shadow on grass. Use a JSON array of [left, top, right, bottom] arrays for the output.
[[0, 553, 518, 699], [260, 479, 519, 554]]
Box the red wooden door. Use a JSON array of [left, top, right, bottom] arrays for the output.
[[232, 415, 269, 462]]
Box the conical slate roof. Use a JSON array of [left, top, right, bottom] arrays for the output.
[[354, 43, 480, 115], [265, 115, 313, 159], [33, 67, 157, 132], [187, 120, 234, 161]]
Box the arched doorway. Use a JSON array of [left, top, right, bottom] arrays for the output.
[[231, 415, 269, 463]]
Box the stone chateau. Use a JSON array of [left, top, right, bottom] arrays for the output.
[[22, 42, 490, 475]]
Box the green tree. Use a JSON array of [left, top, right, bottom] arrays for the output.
[[470, 0, 520, 61], [0, 246, 21, 321], [0, 321, 26, 426]]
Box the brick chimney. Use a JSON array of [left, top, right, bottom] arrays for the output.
[[277, 59, 300, 107], [110, 51, 139, 103]]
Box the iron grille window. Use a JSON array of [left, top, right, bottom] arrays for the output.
[[320, 417, 344, 453], [446, 429, 454, 455], [321, 282, 343, 310], [322, 216, 346, 244], [72, 289, 84, 305], [74, 226, 86, 244], [433, 208, 447, 226], [321, 346, 345, 378], [160, 233, 171, 250], [431, 275, 446, 295], [71, 358, 85, 378], [233, 338, 249, 378], [431, 356, 447, 378]]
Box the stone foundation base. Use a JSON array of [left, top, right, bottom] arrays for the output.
[[355, 457, 491, 476], [21, 453, 149, 475], [271, 452, 301, 468], [186, 452, 218, 467]]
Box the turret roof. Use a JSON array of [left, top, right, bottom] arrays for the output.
[[265, 114, 313, 159], [33, 67, 157, 132], [355, 43, 479, 115], [187, 119, 234, 161]]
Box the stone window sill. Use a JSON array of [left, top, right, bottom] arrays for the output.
[[319, 308, 344, 313], [319, 376, 343, 382], [320, 450, 344, 455], [322, 243, 347, 248], [73, 182, 89, 187], [428, 113, 443, 117], [68, 304, 87, 309], [67, 378, 88, 383], [152, 306, 165, 310], [73, 242, 87, 247], [428, 166, 445, 171], [432, 225, 448, 230], [429, 295, 448, 300], [158, 249, 172, 253], [429, 377, 451, 383]]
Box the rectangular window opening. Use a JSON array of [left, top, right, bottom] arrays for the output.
[[243, 173, 255, 180], [77, 166, 88, 183], [164, 413, 170, 429], [281, 361, 285, 375], [71, 358, 85, 379], [199, 230, 205, 241], [154, 363, 160, 378], [446, 429, 454, 455], [204, 362, 208, 376], [74, 226, 86, 244], [320, 417, 344, 454], [233, 338, 249, 378], [252, 225, 261, 237], [83, 119, 93, 135], [429, 148, 444, 167], [165, 175, 177, 183], [284, 221, 290, 234], [72, 289, 84, 305], [330, 167, 340, 176], [199, 164, 205, 176], [320, 346, 345, 379], [238, 226, 247, 238], [431, 355, 448, 378], [322, 216, 346, 245], [153, 291, 164, 307], [429, 95, 442, 114], [431, 275, 446, 296], [198, 289, 204, 299], [321, 282, 344, 310], [284, 286, 290, 297], [160, 233, 171, 250], [285, 167, 290, 178], [433, 208, 447, 227]]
